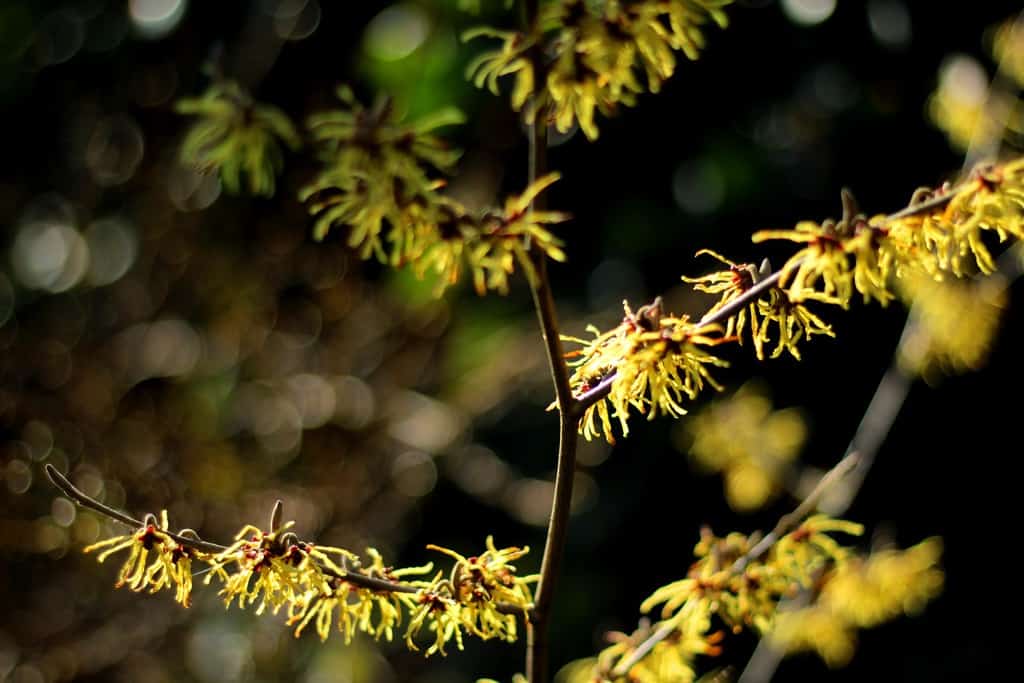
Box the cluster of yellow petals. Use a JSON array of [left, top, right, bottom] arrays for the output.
[[176, 80, 301, 196], [756, 160, 1024, 309], [561, 516, 874, 682], [681, 382, 807, 511], [84, 511, 202, 608], [84, 513, 535, 658], [565, 298, 732, 442], [897, 270, 1006, 380], [684, 249, 835, 360], [300, 87, 567, 295], [467, 0, 732, 140], [769, 538, 944, 667]]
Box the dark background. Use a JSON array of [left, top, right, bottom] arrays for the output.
[[1, 1, 1020, 681]]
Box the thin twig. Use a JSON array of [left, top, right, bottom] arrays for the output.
[[570, 176, 985, 419], [733, 451, 860, 574], [608, 451, 861, 678], [45, 463, 532, 612], [737, 236, 1024, 683], [519, 1, 583, 680]]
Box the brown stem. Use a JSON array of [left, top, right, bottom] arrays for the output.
[[44, 463, 534, 606], [571, 173, 984, 419], [609, 450, 861, 678], [519, 3, 580, 680]]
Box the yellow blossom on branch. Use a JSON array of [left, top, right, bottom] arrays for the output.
[[897, 271, 1006, 380], [682, 250, 836, 360], [564, 298, 733, 442], [176, 80, 301, 196], [427, 536, 537, 641], [681, 382, 806, 511], [769, 538, 944, 667], [466, 0, 733, 140], [84, 511, 206, 607]]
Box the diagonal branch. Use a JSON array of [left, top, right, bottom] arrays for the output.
[[46, 463, 529, 613], [608, 450, 861, 678], [571, 174, 981, 420]]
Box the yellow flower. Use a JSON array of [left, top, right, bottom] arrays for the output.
[[822, 538, 944, 627], [752, 220, 854, 307], [406, 574, 466, 657], [773, 515, 863, 587], [301, 87, 464, 260], [992, 18, 1024, 91], [897, 270, 1005, 380], [682, 382, 806, 512], [427, 536, 537, 641], [683, 249, 767, 354], [770, 603, 857, 668], [754, 288, 835, 360], [204, 521, 348, 616], [769, 538, 943, 667], [176, 80, 301, 196], [882, 162, 1024, 278], [566, 299, 733, 442], [302, 88, 567, 297], [465, 0, 732, 140], [286, 546, 433, 643], [464, 28, 536, 112], [84, 511, 202, 607]]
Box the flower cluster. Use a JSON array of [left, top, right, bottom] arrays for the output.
[[83, 509, 535, 658], [84, 511, 203, 607], [466, 0, 733, 140], [565, 298, 733, 442], [683, 249, 835, 360], [768, 538, 944, 667], [300, 87, 567, 295], [929, 16, 1024, 153], [404, 538, 537, 655], [560, 515, 869, 682], [753, 163, 1024, 304], [992, 17, 1024, 90], [680, 382, 807, 511], [176, 80, 301, 196], [897, 270, 1006, 380], [569, 159, 1024, 443]]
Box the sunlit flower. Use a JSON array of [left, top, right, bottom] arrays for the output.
[[681, 382, 806, 511], [84, 511, 202, 607], [466, 0, 733, 140], [464, 28, 536, 112], [301, 86, 464, 257], [754, 288, 835, 360], [565, 298, 733, 442], [204, 521, 353, 616], [683, 249, 767, 353], [427, 536, 537, 641], [286, 546, 434, 644], [752, 220, 854, 307], [176, 80, 301, 196], [301, 87, 567, 297], [881, 161, 1024, 277], [899, 274, 1005, 381], [769, 538, 943, 667], [406, 574, 466, 657]]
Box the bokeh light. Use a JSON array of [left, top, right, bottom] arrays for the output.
[[129, 0, 187, 39], [364, 4, 431, 62], [780, 0, 836, 26]]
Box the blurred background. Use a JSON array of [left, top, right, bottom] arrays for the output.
[[2, 1, 1022, 681]]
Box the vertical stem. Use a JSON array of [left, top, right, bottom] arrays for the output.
[[519, 4, 580, 681]]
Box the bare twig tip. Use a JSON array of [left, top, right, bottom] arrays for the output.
[[271, 499, 284, 532]]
